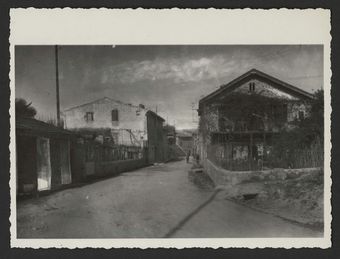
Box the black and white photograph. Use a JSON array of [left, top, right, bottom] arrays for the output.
[[9, 9, 331, 248]]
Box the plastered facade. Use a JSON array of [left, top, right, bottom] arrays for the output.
[[63, 98, 148, 146]]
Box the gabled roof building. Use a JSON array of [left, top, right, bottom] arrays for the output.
[[197, 69, 315, 171], [63, 97, 167, 163]]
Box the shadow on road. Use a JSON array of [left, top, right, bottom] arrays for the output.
[[163, 188, 222, 238]]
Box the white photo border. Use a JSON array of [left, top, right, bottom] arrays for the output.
[[9, 8, 332, 248]]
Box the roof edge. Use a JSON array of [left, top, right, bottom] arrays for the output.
[[199, 69, 315, 105], [146, 110, 165, 122], [64, 97, 144, 112]]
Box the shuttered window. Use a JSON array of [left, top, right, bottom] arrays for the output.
[[249, 82, 255, 92], [85, 112, 94, 122], [112, 109, 119, 121]]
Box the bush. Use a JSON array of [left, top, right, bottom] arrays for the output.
[[269, 90, 324, 169]]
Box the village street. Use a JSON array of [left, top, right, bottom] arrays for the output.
[[17, 159, 322, 238]]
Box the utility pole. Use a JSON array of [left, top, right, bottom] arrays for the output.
[[55, 45, 61, 126]]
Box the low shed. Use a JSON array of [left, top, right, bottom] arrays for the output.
[[16, 117, 75, 195]]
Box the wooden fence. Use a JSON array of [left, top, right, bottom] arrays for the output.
[[207, 137, 323, 171]]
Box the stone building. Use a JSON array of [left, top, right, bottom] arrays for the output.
[[145, 110, 166, 163], [63, 97, 148, 147], [198, 69, 315, 171], [63, 97, 167, 164]]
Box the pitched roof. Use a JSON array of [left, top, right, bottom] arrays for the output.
[[146, 110, 165, 122], [199, 69, 314, 106], [16, 117, 74, 137], [64, 97, 143, 112]]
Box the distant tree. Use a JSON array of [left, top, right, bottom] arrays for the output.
[[15, 98, 37, 118], [269, 89, 324, 168], [297, 89, 324, 138], [310, 89, 324, 134]]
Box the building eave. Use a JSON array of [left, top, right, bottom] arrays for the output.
[[198, 69, 315, 110], [64, 97, 145, 112], [146, 110, 165, 122]]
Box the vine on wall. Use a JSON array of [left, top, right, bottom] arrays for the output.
[[198, 90, 324, 169]]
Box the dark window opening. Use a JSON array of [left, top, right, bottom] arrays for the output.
[[271, 104, 287, 122], [85, 112, 94, 122], [298, 111, 305, 120], [112, 109, 119, 122], [249, 82, 256, 92]]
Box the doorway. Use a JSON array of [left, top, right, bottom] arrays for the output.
[[36, 137, 52, 191], [60, 139, 72, 184]]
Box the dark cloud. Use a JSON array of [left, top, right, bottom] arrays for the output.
[[15, 45, 323, 129]]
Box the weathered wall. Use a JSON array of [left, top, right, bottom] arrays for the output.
[[49, 138, 72, 189], [287, 102, 312, 122], [147, 113, 166, 163], [201, 105, 219, 133], [235, 79, 299, 100], [16, 135, 37, 194], [205, 159, 321, 190], [205, 157, 324, 228], [197, 79, 313, 172], [17, 135, 74, 195], [70, 139, 86, 183], [94, 158, 147, 178], [198, 105, 218, 163], [72, 139, 149, 180], [200, 79, 311, 134], [64, 98, 147, 145]]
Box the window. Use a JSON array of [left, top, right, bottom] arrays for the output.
[[85, 112, 94, 122], [248, 82, 255, 92], [298, 111, 305, 120], [112, 109, 119, 122], [271, 104, 287, 122]]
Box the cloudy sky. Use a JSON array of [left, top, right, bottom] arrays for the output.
[[15, 45, 323, 129]]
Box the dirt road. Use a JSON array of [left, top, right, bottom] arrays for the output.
[[17, 159, 322, 238]]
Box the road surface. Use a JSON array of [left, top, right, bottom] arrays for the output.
[[17, 159, 322, 238]]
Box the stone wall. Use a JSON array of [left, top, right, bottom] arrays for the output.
[[146, 112, 166, 163], [235, 78, 299, 100], [205, 159, 321, 191], [205, 159, 323, 227], [94, 158, 147, 178]]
